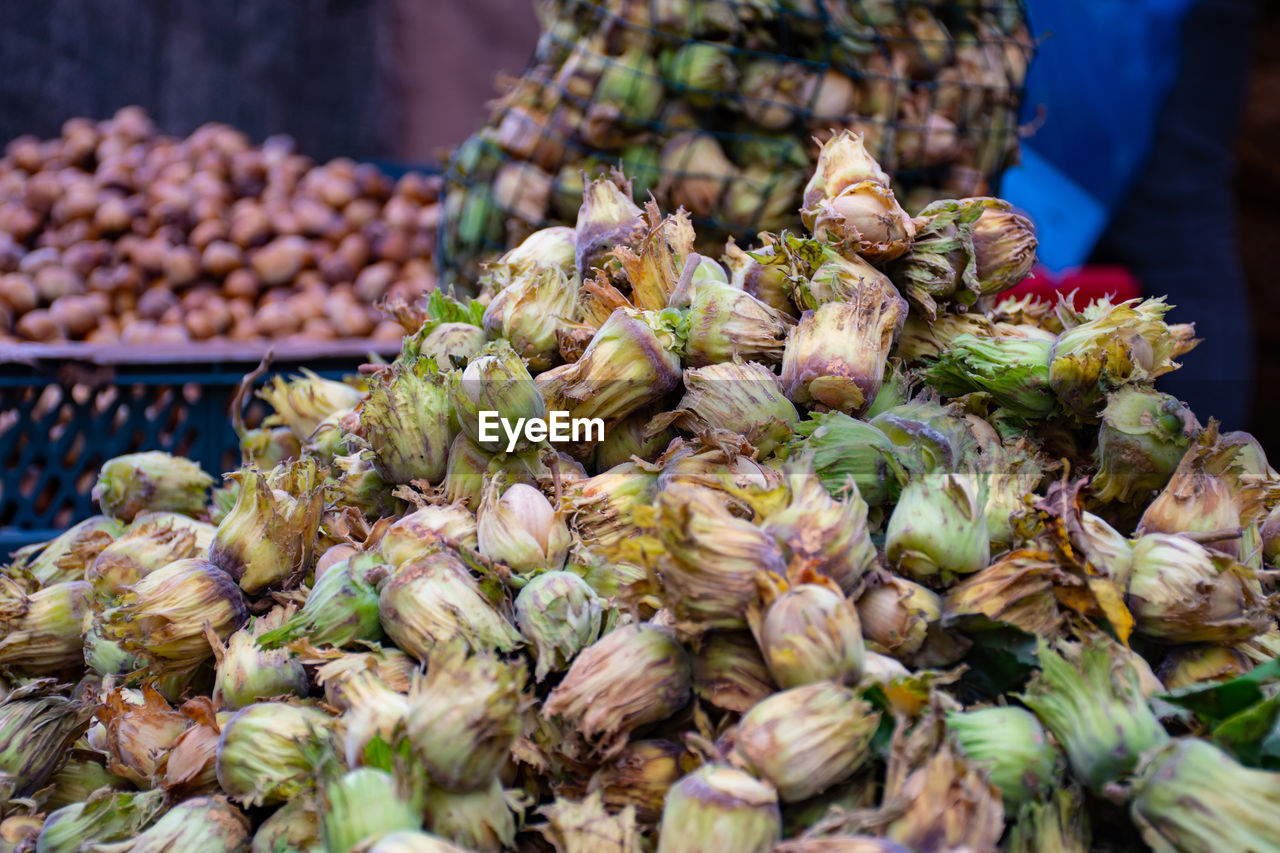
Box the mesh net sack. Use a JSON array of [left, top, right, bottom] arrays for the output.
[[440, 0, 1033, 284]]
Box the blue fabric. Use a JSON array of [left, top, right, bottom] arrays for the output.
[[1005, 0, 1198, 268]]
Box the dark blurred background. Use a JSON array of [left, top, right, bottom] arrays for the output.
[[0, 0, 1277, 450]]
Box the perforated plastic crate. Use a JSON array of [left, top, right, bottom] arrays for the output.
[[0, 340, 399, 554]]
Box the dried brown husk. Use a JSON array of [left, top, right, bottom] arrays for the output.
[[689, 630, 778, 714], [159, 696, 223, 798], [96, 684, 190, 787], [943, 550, 1065, 638]]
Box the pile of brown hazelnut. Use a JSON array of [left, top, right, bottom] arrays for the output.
[[0, 106, 441, 346]]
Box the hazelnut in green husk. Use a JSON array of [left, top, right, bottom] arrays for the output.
[[7, 515, 124, 587], [689, 631, 777, 714], [35, 788, 165, 853], [538, 307, 685, 427], [338, 667, 411, 769], [655, 484, 787, 630], [922, 333, 1058, 420], [656, 765, 780, 853], [106, 795, 250, 852], [801, 132, 913, 262], [43, 753, 129, 809], [405, 642, 527, 791], [483, 265, 579, 371], [321, 767, 421, 853], [1092, 388, 1199, 505], [208, 457, 325, 595], [749, 574, 865, 689], [257, 553, 386, 650], [330, 450, 403, 520], [1049, 298, 1197, 419], [683, 276, 795, 368], [1126, 533, 1269, 644], [380, 504, 479, 567], [781, 291, 907, 416], [1020, 638, 1168, 795], [1130, 738, 1280, 853], [377, 552, 523, 661], [213, 607, 309, 710], [0, 680, 92, 797], [477, 477, 570, 575], [574, 176, 645, 282], [856, 575, 941, 660], [886, 197, 1003, 318], [449, 342, 547, 454], [257, 369, 363, 442], [416, 322, 487, 368], [1006, 787, 1090, 853], [657, 361, 798, 459], [86, 514, 205, 601], [946, 706, 1059, 809], [732, 681, 880, 802], [885, 474, 989, 581], [971, 203, 1039, 296], [535, 790, 642, 853], [0, 580, 89, 673], [589, 739, 688, 824], [789, 245, 894, 312], [593, 409, 674, 470], [92, 451, 214, 523], [514, 570, 604, 681], [790, 411, 903, 507], [422, 779, 522, 853], [763, 459, 877, 593], [98, 558, 247, 671], [251, 795, 322, 853], [544, 624, 691, 756], [215, 701, 331, 807], [722, 240, 795, 318], [358, 355, 456, 486]]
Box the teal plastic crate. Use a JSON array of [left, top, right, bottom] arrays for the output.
[[0, 340, 399, 554]]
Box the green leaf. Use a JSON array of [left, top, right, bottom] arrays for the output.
[[947, 617, 1040, 704], [1160, 657, 1280, 723], [427, 290, 486, 327], [1211, 693, 1280, 769]]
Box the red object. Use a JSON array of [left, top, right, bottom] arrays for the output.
[[1003, 265, 1142, 310]]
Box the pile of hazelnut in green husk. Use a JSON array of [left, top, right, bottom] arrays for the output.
[[4, 131, 1280, 853], [443, 0, 1032, 277]]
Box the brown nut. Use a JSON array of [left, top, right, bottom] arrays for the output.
[[15, 309, 59, 341], [353, 262, 396, 303], [372, 319, 406, 341], [49, 295, 97, 338], [163, 246, 201, 286], [223, 268, 260, 301], [0, 204, 42, 243], [0, 274, 39, 314], [202, 241, 244, 278], [250, 236, 310, 286], [137, 287, 178, 321], [255, 300, 301, 337], [93, 195, 135, 236], [189, 219, 229, 250], [229, 207, 273, 249], [34, 266, 85, 303], [62, 241, 112, 278]]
